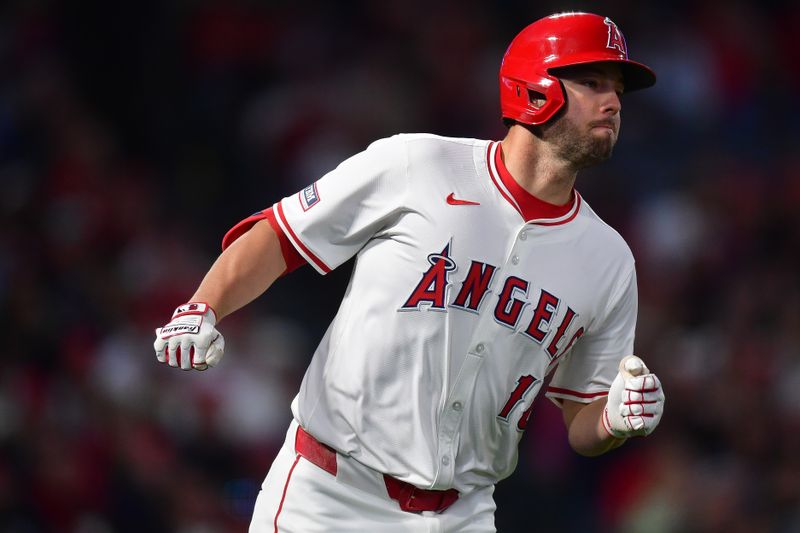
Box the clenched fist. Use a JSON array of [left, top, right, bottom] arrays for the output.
[[603, 355, 664, 438], [154, 302, 225, 371]]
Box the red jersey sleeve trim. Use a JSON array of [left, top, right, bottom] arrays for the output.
[[220, 207, 307, 275], [264, 208, 306, 274], [275, 201, 332, 274], [545, 386, 609, 403]]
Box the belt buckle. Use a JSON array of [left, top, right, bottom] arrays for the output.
[[402, 486, 454, 514], [384, 475, 459, 514], [404, 487, 433, 513]]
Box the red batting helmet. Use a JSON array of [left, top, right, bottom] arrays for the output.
[[499, 12, 656, 126]]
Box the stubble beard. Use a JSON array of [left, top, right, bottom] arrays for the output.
[[542, 116, 617, 170]]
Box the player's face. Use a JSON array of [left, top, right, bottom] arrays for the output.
[[542, 63, 624, 169]]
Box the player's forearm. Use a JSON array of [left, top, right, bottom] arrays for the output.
[[564, 398, 626, 457], [190, 219, 287, 321]]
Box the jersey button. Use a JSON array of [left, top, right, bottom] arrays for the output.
[[452, 401, 463, 411], [519, 232, 527, 241], [475, 343, 485, 353], [442, 456, 450, 466], [511, 255, 520, 265]]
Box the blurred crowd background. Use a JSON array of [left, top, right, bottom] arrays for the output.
[[2, 0, 799, 531]]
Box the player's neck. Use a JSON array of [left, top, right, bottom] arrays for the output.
[[499, 125, 577, 206]]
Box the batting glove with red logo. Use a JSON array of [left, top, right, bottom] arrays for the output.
[[154, 302, 225, 371], [602, 355, 664, 438]]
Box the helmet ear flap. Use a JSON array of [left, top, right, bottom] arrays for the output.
[[532, 78, 567, 125], [499, 70, 566, 126]]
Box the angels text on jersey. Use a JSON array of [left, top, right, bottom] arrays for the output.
[[399, 240, 585, 368]]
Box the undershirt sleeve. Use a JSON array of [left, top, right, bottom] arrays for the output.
[[221, 206, 307, 275]]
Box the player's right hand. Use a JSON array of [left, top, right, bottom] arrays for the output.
[[602, 355, 664, 438], [154, 302, 225, 371]]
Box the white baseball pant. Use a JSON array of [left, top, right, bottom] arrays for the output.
[[249, 420, 496, 533]]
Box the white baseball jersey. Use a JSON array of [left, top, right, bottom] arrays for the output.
[[272, 134, 637, 494]]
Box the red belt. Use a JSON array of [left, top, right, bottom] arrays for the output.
[[295, 426, 459, 514]]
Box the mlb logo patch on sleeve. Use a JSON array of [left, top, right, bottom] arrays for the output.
[[299, 182, 321, 211]]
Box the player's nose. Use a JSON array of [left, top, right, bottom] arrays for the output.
[[600, 90, 621, 116]]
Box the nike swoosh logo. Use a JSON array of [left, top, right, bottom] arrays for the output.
[[446, 193, 480, 206]]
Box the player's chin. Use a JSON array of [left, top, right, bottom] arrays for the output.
[[575, 151, 611, 171], [592, 134, 616, 156], [581, 140, 614, 166]]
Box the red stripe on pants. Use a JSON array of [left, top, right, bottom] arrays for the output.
[[274, 455, 301, 533]]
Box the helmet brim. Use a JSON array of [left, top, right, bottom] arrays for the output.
[[549, 59, 656, 92]]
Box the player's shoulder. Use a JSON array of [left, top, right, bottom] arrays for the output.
[[577, 197, 635, 262], [393, 133, 486, 146], [370, 133, 487, 155]]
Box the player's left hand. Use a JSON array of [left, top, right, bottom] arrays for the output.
[[154, 302, 225, 371], [602, 355, 664, 438]]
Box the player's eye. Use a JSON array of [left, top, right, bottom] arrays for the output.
[[581, 79, 599, 89]]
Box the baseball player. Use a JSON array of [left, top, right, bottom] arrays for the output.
[[154, 12, 665, 532]]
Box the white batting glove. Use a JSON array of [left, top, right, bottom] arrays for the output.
[[154, 302, 225, 371], [602, 355, 664, 438]]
